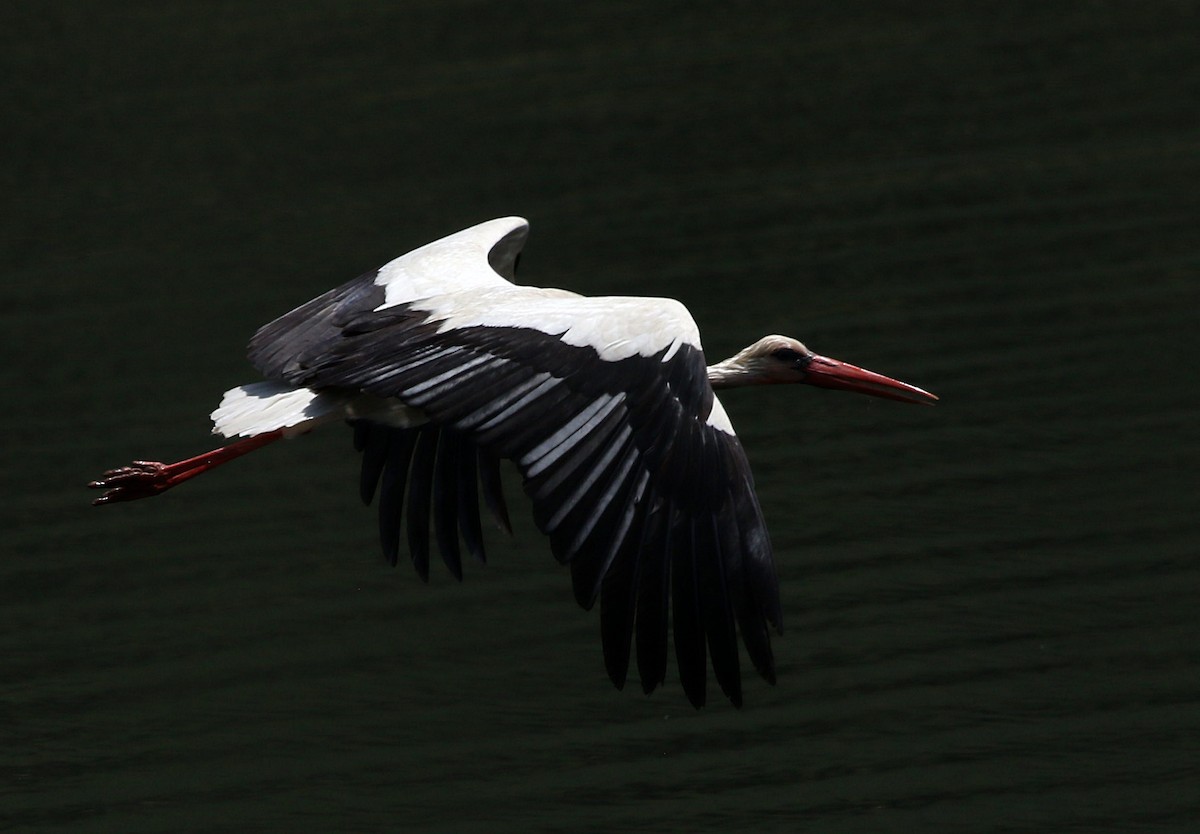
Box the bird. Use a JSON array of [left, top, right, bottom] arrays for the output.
[[89, 216, 937, 708]]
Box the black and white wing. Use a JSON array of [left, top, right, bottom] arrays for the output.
[[247, 217, 782, 707]]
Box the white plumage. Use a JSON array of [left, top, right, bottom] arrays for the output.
[[212, 382, 341, 437]]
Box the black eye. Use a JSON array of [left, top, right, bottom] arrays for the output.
[[772, 347, 803, 361]]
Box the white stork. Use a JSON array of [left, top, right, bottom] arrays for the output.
[[90, 217, 936, 708]]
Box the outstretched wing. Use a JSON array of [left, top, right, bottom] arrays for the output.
[[249, 216, 528, 379], [246, 217, 781, 707]]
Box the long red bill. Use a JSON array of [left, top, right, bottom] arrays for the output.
[[803, 354, 938, 404]]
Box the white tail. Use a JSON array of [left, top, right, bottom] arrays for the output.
[[211, 381, 349, 438]]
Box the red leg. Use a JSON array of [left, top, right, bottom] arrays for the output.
[[89, 430, 284, 504]]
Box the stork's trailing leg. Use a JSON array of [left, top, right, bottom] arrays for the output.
[[89, 430, 284, 504]]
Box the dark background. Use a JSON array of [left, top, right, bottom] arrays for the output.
[[4, 2, 1198, 831]]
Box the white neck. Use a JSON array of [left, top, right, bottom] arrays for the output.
[[706, 357, 760, 390]]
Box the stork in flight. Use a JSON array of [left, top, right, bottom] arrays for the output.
[[89, 217, 936, 708]]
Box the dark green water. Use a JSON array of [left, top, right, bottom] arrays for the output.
[[4, 3, 1199, 831]]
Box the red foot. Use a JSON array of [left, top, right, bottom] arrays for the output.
[[89, 430, 284, 506], [89, 461, 175, 504]]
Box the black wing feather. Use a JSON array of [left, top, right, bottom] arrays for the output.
[[358, 423, 391, 505], [700, 510, 742, 707], [597, 476, 649, 689], [248, 270, 385, 380], [252, 298, 780, 706], [405, 428, 438, 581], [477, 446, 512, 535], [431, 430, 463, 581], [455, 439, 486, 563], [635, 493, 672, 694], [670, 512, 707, 708], [375, 427, 418, 567]]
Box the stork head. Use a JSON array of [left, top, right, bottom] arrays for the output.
[[708, 335, 938, 404]]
